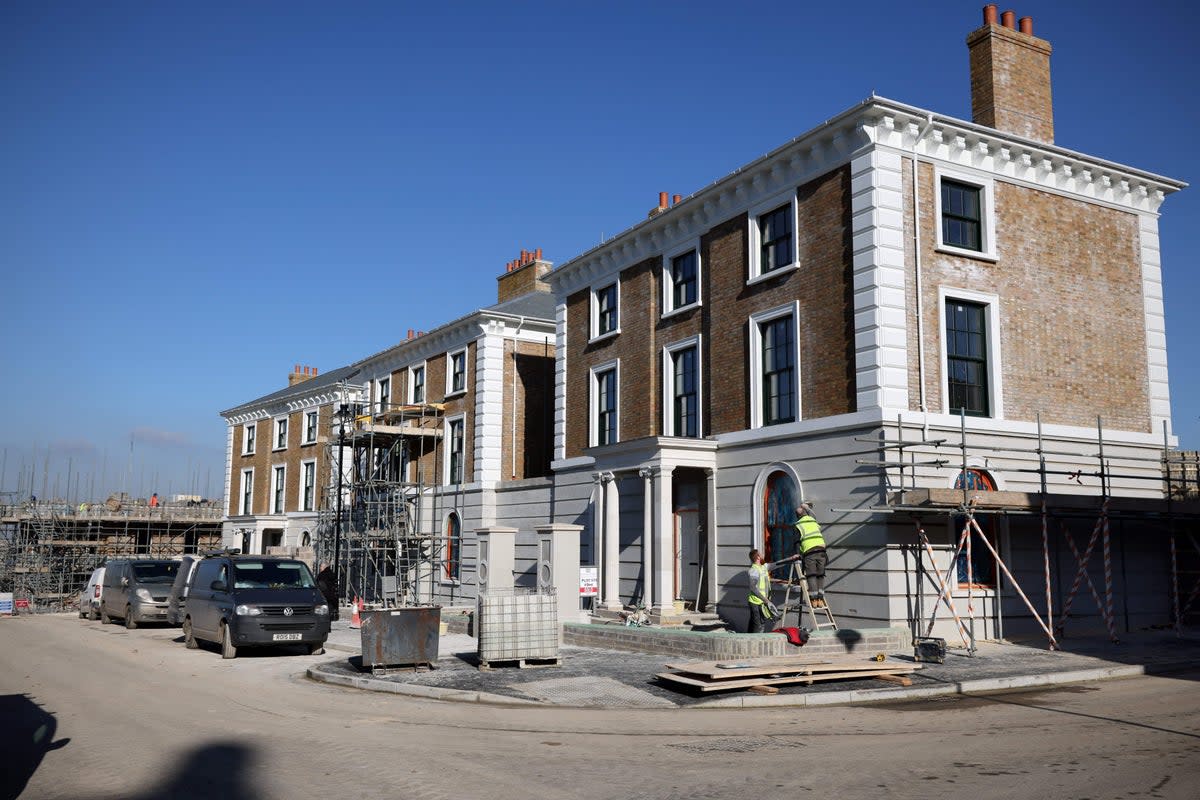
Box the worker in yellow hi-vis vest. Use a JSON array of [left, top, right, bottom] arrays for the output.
[[746, 548, 798, 633], [794, 503, 829, 608]]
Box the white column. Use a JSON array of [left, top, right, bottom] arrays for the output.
[[705, 468, 718, 612], [601, 472, 622, 610], [592, 472, 604, 597], [639, 468, 653, 607], [653, 467, 674, 614]]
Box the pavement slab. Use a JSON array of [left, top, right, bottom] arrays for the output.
[[311, 620, 1200, 709]]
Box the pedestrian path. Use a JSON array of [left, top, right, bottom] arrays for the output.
[[311, 620, 1200, 709]]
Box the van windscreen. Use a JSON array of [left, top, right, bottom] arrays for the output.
[[232, 561, 315, 590], [131, 562, 180, 583]]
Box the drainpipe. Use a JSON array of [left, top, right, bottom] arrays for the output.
[[510, 316, 526, 480], [911, 113, 936, 438]]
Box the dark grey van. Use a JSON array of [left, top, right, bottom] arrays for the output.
[[182, 555, 329, 658], [166, 554, 204, 626], [99, 559, 180, 628]]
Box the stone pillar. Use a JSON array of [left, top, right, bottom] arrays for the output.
[[602, 472, 622, 610], [705, 468, 719, 612], [475, 526, 517, 594], [653, 467, 674, 614], [535, 523, 584, 631], [639, 468, 653, 607]]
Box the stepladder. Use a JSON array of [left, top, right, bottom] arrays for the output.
[[774, 559, 838, 631]]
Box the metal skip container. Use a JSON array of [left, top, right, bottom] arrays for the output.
[[359, 606, 441, 671]]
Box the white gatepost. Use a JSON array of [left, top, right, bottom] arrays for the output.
[[535, 523, 584, 636], [475, 526, 517, 594]]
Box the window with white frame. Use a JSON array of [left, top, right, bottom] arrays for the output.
[[935, 168, 997, 260], [446, 350, 467, 396], [240, 468, 254, 515], [272, 465, 286, 514], [663, 337, 701, 438], [749, 304, 799, 428], [748, 195, 797, 281], [664, 247, 700, 315], [591, 282, 620, 339], [590, 361, 619, 446], [377, 377, 391, 414], [410, 364, 426, 404], [242, 423, 256, 455], [940, 290, 1002, 418], [301, 460, 316, 512], [446, 416, 465, 484], [303, 410, 318, 445], [273, 417, 288, 450], [443, 512, 461, 582]]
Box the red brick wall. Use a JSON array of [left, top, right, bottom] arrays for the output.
[[916, 162, 1149, 430]]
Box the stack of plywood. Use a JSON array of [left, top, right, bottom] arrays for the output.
[[656, 655, 921, 694]]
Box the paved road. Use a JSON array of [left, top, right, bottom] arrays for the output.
[[3, 614, 1199, 800]]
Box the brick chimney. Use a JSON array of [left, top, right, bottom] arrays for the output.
[[496, 247, 553, 303], [288, 364, 318, 387], [967, 4, 1054, 142]]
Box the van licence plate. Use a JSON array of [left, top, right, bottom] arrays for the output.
[[273, 633, 302, 641]]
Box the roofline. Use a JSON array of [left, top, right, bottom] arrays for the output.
[[546, 94, 1186, 288]]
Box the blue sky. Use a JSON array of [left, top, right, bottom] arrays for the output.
[[1, 1, 1196, 503]]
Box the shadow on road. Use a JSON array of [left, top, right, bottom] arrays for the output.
[[113, 741, 257, 800], [0, 694, 70, 800]]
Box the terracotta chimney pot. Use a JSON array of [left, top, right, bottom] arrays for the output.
[[1001, 9, 1015, 28]]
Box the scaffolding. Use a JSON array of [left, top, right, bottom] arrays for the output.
[[0, 496, 223, 612], [315, 390, 462, 609], [851, 414, 1200, 651]]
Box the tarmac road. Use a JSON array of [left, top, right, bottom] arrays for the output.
[[2, 613, 1199, 800]]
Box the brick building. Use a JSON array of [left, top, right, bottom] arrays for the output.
[[219, 252, 556, 605], [543, 6, 1188, 637]]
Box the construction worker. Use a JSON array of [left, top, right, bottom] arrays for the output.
[[794, 503, 829, 607], [746, 548, 798, 633]]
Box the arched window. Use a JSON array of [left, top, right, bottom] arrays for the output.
[[300, 531, 311, 547], [444, 512, 461, 581], [955, 468, 996, 491], [763, 471, 800, 563], [954, 469, 997, 586]]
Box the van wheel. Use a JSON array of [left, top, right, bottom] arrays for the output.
[[220, 622, 238, 659], [307, 642, 325, 656], [124, 607, 138, 630], [79, 608, 87, 619], [183, 617, 198, 649], [100, 607, 111, 624], [89, 607, 100, 621]]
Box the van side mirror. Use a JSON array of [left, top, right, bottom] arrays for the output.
[[210, 580, 227, 592], [120, 577, 129, 587]]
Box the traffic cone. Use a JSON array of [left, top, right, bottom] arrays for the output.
[[349, 596, 362, 629]]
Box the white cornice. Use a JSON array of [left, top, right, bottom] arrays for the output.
[[545, 95, 1185, 298], [864, 100, 1183, 215]]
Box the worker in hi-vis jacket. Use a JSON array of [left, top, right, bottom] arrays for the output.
[[746, 548, 798, 633], [794, 503, 829, 608]]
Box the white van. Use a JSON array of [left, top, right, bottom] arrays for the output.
[[78, 566, 105, 620]]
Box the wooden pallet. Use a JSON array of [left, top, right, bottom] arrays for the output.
[[657, 655, 920, 694], [478, 656, 561, 671]]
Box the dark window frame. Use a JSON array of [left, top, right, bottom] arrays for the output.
[[760, 315, 796, 426], [669, 251, 698, 310], [945, 299, 990, 417], [671, 346, 698, 438], [941, 179, 983, 252], [758, 204, 794, 274], [596, 367, 617, 446], [595, 283, 619, 336]]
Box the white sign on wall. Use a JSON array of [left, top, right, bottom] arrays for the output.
[[579, 567, 598, 597], [0, 592, 12, 616]]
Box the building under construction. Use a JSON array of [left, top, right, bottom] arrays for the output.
[[0, 495, 223, 611], [314, 399, 464, 608]]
